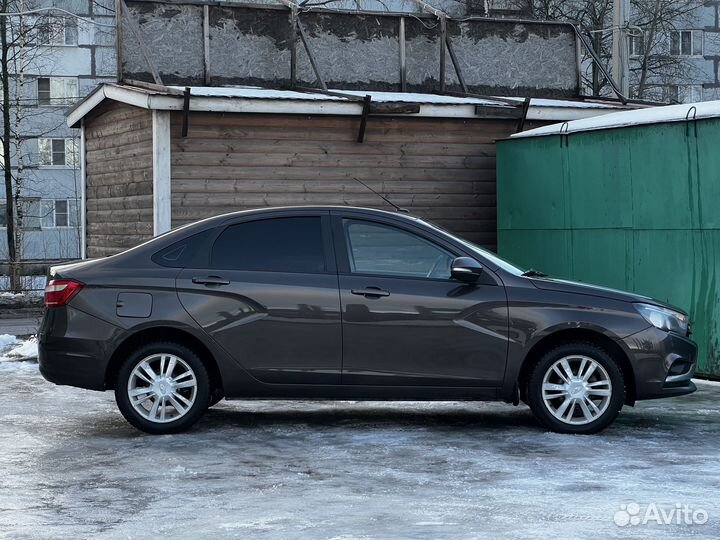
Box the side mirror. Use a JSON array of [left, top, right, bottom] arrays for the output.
[[451, 257, 483, 282]]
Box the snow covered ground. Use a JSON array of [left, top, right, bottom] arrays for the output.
[[0, 334, 38, 361], [0, 351, 718, 539]]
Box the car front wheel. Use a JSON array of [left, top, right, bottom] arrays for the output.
[[115, 342, 210, 434], [527, 342, 625, 434]]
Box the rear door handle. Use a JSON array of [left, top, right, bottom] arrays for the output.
[[192, 276, 230, 286], [351, 287, 390, 298]]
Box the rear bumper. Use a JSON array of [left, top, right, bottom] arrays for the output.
[[38, 306, 121, 391], [620, 326, 698, 400]]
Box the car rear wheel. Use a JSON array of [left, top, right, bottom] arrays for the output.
[[527, 342, 625, 434], [115, 342, 210, 434]]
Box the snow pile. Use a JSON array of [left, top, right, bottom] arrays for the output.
[[0, 334, 38, 362], [511, 99, 720, 138]]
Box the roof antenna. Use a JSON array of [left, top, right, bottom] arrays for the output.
[[352, 177, 410, 213]]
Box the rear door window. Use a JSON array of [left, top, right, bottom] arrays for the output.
[[211, 217, 326, 273]]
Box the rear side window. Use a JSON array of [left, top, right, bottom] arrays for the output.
[[211, 217, 326, 273], [152, 229, 215, 268]]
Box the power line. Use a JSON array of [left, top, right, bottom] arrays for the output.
[[0, 7, 116, 27]]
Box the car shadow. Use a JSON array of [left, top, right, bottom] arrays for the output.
[[198, 403, 542, 432]]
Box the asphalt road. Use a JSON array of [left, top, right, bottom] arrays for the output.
[[1, 361, 718, 540], [0, 317, 40, 337]]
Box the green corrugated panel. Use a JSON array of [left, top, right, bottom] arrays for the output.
[[497, 117, 720, 376]]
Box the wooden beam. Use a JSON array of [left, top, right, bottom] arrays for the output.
[[152, 111, 172, 235], [295, 86, 365, 101], [182, 87, 191, 137], [409, 0, 447, 19], [203, 4, 211, 85], [115, 0, 124, 82], [369, 102, 420, 114], [357, 95, 372, 143], [474, 105, 524, 119], [516, 97, 531, 132], [296, 18, 327, 91], [445, 33, 467, 94], [121, 79, 185, 96], [290, 6, 297, 88], [80, 119, 87, 259], [439, 15, 447, 93], [399, 17, 406, 92], [120, 1, 164, 85]]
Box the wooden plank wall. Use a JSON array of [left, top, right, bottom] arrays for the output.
[[171, 112, 521, 250], [84, 103, 154, 257]]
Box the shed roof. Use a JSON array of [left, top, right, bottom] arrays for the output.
[[66, 83, 638, 128], [511, 99, 720, 139]]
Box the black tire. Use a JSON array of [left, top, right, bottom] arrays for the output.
[[115, 342, 210, 435], [527, 342, 625, 435]]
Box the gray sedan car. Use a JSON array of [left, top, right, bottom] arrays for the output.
[[39, 206, 697, 435]]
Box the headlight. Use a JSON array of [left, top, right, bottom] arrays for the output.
[[634, 303, 688, 335]]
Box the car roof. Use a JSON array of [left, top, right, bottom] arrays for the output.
[[178, 205, 421, 230]]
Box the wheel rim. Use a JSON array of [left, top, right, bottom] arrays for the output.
[[541, 355, 613, 426], [127, 354, 197, 424]]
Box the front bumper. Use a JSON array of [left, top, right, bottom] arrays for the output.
[[620, 326, 697, 400], [38, 306, 120, 391]]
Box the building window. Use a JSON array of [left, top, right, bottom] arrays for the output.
[[40, 199, 79, 228], [38, 138, 79, 167], [18, 199, 42, 230], [663, 85, 680, 104], [662, 85, 703, 104], [37, 16, 78, 46], [670, 30, 703, 56], [629, 34, 645, 57], [37, 77, 78, 106], [0, 202, 6, 227], [680, 85, 703, 103]]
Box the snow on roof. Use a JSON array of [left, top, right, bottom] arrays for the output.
[[169, 86, 515, 107], [512, 99, 720, 138], [169, 85, 630, 110], [66, 83, 639, 128]]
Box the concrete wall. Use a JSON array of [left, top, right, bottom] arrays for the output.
[[120, 0, 579, 98]]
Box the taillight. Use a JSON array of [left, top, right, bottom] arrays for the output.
[[44, 279, 84, 307]]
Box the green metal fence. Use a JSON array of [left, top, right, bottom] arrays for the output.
[[497, 118, 720, 376]]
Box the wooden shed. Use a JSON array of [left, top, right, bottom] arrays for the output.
[[66, 83, 629, 258]]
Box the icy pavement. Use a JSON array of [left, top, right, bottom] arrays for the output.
[[0, 359, 718, 540]]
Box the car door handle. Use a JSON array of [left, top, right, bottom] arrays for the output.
[[192, 276, 230, 286], [351, 287, 390, 298]]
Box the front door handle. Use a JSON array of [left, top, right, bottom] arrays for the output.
[[192, 276, 230, 286], [351, 287, 390, 298]]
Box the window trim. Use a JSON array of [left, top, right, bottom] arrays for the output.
[[38, 137, 79, 167], [36, 77, 79, 107], [36, 16, 78, 47], [205, 213, 336, 275], [670, 29, 703, 57], [628, 34, 644, 57]]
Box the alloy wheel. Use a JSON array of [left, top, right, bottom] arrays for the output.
[[541, 355, 613, 425], [127, 354, 198, 424]]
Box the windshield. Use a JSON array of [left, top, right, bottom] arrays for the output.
[[419, 218, 526, 275]]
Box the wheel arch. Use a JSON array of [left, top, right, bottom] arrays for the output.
[[517, 328, 636, 406], [105, 326, 224, 398]]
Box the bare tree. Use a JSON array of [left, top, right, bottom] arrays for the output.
[[630, 0, 705, 100], [501, 0, 705, 100], [1, 1, 81, 291]]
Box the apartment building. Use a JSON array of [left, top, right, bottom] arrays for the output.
[[0, 0, 115, 261]]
